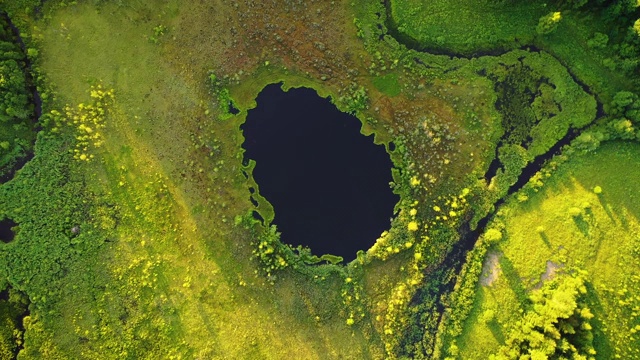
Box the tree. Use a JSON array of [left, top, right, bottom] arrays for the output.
[[491, 272, 596, 359], [0, 287, 29, 359], [537, 12, 562, 36], [611, 91, 637, 116]]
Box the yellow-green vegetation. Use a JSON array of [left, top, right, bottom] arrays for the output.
[[48, 85, 112, 161], [451, 141, 640, 359], [0, 0, 640, 358], [388, 0, 637, 96], [492, 271, 596, 359]]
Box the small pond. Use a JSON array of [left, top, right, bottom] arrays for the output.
[[0, 218, 17, 243], [241, 83, 398, 262]]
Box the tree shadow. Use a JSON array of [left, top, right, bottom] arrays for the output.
[[583, 282, 614, 358], [487, 318, 506, 344], [572, 215, 590, 237], [539, 231, 551, 248], [498, 255, 529, 308], [595, 193, 616, 223]]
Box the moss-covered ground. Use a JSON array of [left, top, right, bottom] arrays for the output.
[[389, 0, 546, 55]]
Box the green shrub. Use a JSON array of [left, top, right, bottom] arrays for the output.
[[536, 12, 562, 36]]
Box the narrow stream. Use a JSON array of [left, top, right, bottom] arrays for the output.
[[379, 0, 597, 284], [378, 1, 604, 355]]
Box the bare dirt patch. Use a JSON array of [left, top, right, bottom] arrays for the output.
[[480, 250, 501, 287], [533, 260, 564, 289]]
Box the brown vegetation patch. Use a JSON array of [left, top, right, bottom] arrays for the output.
[[166, 0, 364, 89]]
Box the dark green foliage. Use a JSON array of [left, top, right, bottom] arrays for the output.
[[207, 71, 239, 120], [337, 85, 369, 115], [560, 0, 588, 10], [433, 234, 494, 359], [0, 286, 29, 359], [0, 132, 105, 311], [600, 0, 639, 21], [2, 144, 195, 357], [487, 51, 596, 158], [399, 265, 456, 359], [1, 0, 638, 357], [611, 91, 636, 114], [0, 0, 41, 17], [587, 32, 609, 49], [573, 131, 607, 153], [0, 59, 31, 122], [608, 118, 636, 140], [494, 144, 531, 195], [580, 0, 640, 77], [483, 50, 596, 199], [610, 91, 640, 120], [499, 145, 530, 173], [0, 16, 35, 182], [492, 63, 539, 147], [395, 224, 465, 359], [605, 91, 640, 140]]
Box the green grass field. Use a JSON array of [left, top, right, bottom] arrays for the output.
[[389, 0, 547, 54]]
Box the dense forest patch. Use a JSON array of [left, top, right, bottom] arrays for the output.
[[0, 284, 29, 360], [0, 13, 36, 183]]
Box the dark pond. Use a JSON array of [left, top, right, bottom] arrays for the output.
[[241, 83, 398, 262], [0, 218, 17, 243]]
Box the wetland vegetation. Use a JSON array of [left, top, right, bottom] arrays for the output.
[[0, 0, 639, 359]]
